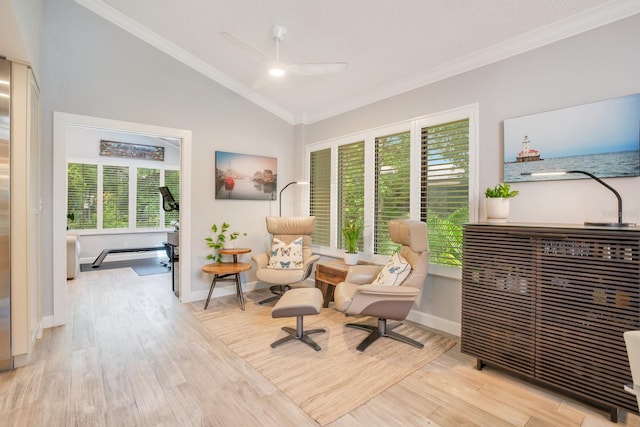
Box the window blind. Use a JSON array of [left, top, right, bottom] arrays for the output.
[[102, 165, 129, 229], [421, 118, 469, 266], [164, 169, 180, 227], [309, 149, 331, 246], [67, 163, 97, 229], [136, 168, 161, 228], [374, 131, 411, 255], [337, 141, 365, 251]]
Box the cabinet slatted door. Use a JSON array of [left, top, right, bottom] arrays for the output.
[[461, 226, 537, 378], [461, 224, 640, 421], [536, 230, 640, 414]]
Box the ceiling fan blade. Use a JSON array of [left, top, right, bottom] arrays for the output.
[[251, 73, 273, 90], [288, 62, 348, 76], [219, 31, 267, 62]]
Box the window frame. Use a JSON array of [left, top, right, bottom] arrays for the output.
[[304, 104, 479, 278]]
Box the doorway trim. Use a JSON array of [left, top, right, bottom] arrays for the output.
[[53, 112, 192, 326]]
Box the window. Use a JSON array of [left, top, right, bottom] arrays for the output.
[[67, 163, 97, 229], [306, 105, 477, 273], [136, 168, 161, 228], [374, 132, 410, 255], [102, 165, 129, 229], [67, 161, 179, 231], [309, 149, 331, 246], [337, 141, 365, 251], [163, 169, 180, 227], [420, 119, 470, 267]]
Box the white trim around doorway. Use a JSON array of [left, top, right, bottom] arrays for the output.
[[53, 112, 193, 326]]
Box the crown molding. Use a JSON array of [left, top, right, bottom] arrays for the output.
[[75, 0, 640, 126], [302, 0, 640, 124], [74, 0, 296, 124]]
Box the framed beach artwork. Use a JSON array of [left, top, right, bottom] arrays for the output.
[[504, 93, 640, 182], [215, 151, 278, 200]]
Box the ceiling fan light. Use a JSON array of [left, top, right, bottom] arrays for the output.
[[269, 66, 286, 77]]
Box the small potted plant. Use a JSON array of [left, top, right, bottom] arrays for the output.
[[484, 183, 518, 223], [342, 219, 361, 265], [205, 222, 247, 263]]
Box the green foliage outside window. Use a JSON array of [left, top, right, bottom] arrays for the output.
[[67, 163, 97, 229], [425, 207, 467, 267]]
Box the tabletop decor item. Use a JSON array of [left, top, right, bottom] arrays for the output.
[[205, 222, 247, 262], [484, 183, 518, 223], [342, 219, 361, 265]]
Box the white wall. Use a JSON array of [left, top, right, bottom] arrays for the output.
[[300, 15, 640, 332], [39, 0, 295, 315]]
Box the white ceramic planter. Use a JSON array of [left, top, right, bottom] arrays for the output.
[[485, 197, 511, 223], [344, 252, 359, 265]]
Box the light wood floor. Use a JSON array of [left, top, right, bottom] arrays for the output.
[[1, 267, 639, 426]]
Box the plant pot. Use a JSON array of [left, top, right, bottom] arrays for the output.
[[485, 197, 511, 223], [344, 252, 359, 265]]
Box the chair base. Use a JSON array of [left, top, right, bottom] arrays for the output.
[[271, 315, 326, 351], [258, 285, 290, 305], [346, 318, 424, 352]]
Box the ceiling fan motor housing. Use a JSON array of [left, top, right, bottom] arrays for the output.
[[272, 25, 287, 41]]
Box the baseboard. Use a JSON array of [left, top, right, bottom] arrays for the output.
[[184, 280, 268, 304], [41, 315, 55, 329], [406, 310, 461, 337], [183, 279, 314, 305]]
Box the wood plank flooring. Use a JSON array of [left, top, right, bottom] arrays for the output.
[[0, 267, 638, 426]]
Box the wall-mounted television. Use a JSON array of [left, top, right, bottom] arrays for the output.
[[504, 93, 640, 182]]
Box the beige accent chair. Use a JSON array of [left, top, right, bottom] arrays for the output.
[[252, 216, 320, 305], [334, 220, 428, 351], [66, 235, 81, 279]]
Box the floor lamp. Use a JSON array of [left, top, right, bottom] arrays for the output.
[[279, 181, 309, 216]]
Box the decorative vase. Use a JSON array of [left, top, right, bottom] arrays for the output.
[[485, 197, 511, 223], [344, 252, 359, 265]]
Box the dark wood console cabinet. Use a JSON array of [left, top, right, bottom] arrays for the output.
[[461, 223, 640, 422]]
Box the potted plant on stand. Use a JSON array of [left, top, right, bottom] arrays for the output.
[[485, 183, 519, 223], [205, 222, 247, 263], [342, 219, 361, 265]]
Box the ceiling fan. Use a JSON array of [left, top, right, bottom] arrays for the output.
[[220, 25, 347, 87]]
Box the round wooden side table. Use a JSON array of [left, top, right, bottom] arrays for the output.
[[201, 248, 252, 310]]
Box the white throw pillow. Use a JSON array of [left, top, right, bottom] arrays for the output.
[[372, 253, 411, 286], [267, 237, 304, 270]]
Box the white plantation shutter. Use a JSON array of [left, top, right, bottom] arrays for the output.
[[337, 141, 365, 251], [136, 168, 161, 228], [306, 106, 475, 271], [309, 148, 331, 246], [102, 165, 129, 229], [421, 119, 469, 266], [374, 131, 411, 255], [163, 169, 180, 227], [67, 162, 97, 229]]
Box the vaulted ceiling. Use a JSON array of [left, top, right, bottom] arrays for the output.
[[76, 0, 640, 124]]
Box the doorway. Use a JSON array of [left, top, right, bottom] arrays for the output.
[[52, 112, 192, 326]]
